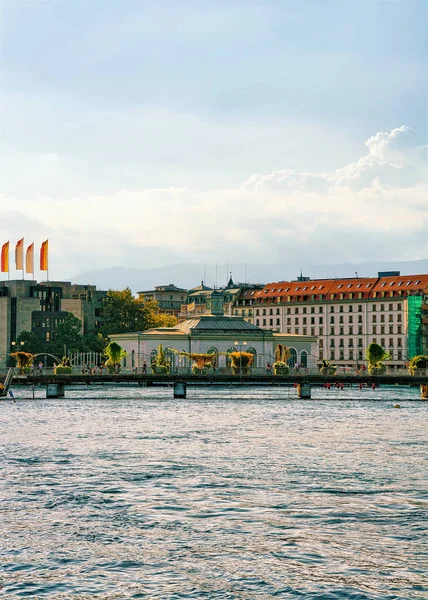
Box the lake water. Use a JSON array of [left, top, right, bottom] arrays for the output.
[[1, 386, 427, 599]]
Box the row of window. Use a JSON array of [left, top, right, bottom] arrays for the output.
[[325, 350, 404, 361], [255, 303, 403, 316]]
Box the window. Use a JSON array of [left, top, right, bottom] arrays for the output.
[[303, 307, 307, 314], [287, 308, 291, 314], [358, 326, 363, 334], [381, 326, 385, 334], [311, 317, 315, 325], [330, 316, 335, 324], [303, 317, 307, 325], [294, 328, 299, 334], [389, 325, 393, 334], [276, 319, 280, 326], [380, 314, 385, 323], [349, 316, 353, 323], [295, 318, 299, 325], [397, 338, 402, 347], [330, 327, 335, 335], [389, 304, 393, 311], [294, 307, 299, 314], [330, 306, 335, 313], [303, 328, 307, 335], [319, 317, 323, 324], [339, 305, 344, 312], [319, 327, 324, 336], [397, 314, 402, 322], [330, 339, 335, 347], [319, 306, 323, 313], [349, 326, 353, 335], [311, 327, 315, 336], [372, 326, 377, 334], [276, 308, 280, 315], [269, 309, 273, 315], [263, 319, 266, 326], [339, 338, 344, 347], [358, 305, 363, 312], [349, 305, 353, 312], [397, 326, 402, 334], [339, 327, 344, 335], [372, 304, 377, 311], [389, 338, 394, 347], [339, 316, 344, 324], [397, 303, 402, 311], [330, 351, 335, 360], [269, 319, 273, 326], [358, 315, 362, 323], [287, 317, 291, 325], [372, 315, 377, 323]]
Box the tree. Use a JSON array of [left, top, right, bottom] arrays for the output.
[[52, 313, 84, 356], [16, 330, 44, 355], [101, 288, 178, 335], [104, 341, 127, 374], [366, 342, 390, 376]]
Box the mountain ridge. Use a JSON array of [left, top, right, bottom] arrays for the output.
[[69, 259, 428, 292]]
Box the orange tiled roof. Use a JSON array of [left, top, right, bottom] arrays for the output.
[[255, 274, 428, 303]]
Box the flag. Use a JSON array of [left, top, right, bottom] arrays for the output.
[[26, 243, 34, 274], [15, 238, 24, 270], [1, 241, 9, 272], [40, 240, 48, 271]]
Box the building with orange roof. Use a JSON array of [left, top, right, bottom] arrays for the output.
[[245, 272, 428, 370]]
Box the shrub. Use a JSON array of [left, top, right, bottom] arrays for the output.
[[408, 355, 428, 375], [320, 359, 336, 376], [54, 366, 72, 375], [273, 361, 290, 375]]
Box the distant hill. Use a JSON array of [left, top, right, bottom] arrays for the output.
[[69, 259, 428, 292]]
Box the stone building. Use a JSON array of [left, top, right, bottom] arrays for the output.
[[0, 280, 106, 363], [251, 272, 428, 370], [110, 292, 317, 372], [137, 284, 187, 317]]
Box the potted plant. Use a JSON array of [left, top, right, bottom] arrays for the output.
[[320, 358, 336, 376], [229, 351, 253, 375], [151, 344, 170, 375], [54, 357, 73, 375], [104, 341, 127, 374], [408, 355, 428, 376], [273, 344, 291, 375], [366, 343, 390, 376], [10, 351, 34, 375]]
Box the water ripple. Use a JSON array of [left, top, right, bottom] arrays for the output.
[[0, 387, 427, 598]]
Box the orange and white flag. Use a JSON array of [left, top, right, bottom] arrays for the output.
[[26, 243, 34, 274], [40, 240, 49, 271], [15, 238, 24, 270], [1, 241, 9, 272]]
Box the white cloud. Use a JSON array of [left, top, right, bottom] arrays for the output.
[[0, 126, 427, 279], [242, 125, 428, 193]]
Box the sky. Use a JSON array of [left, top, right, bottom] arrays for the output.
[[0, 0, 427, 280]]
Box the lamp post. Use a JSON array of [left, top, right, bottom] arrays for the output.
[[234, 340, 247, 375]]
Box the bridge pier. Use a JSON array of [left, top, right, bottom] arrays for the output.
[[46, 383, 65, 399], [173, 382, 187, 399], [297, 383, 311, 399], [421, 384, 428, 400]]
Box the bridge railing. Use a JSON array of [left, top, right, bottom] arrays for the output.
[[3, 367, 424, 379]]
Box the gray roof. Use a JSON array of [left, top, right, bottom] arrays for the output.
[[192, 317, 261, 332]]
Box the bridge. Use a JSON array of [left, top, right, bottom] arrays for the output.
[[2, 369, 428, 399]]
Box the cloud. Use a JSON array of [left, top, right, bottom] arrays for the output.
[[242, 125, 428, 193], [0, 126, 427, 279]]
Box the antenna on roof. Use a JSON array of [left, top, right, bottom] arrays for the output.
[[355, 271, 358, 278]]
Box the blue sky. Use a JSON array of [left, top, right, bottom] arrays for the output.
[[0, 0, 427, 277]]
